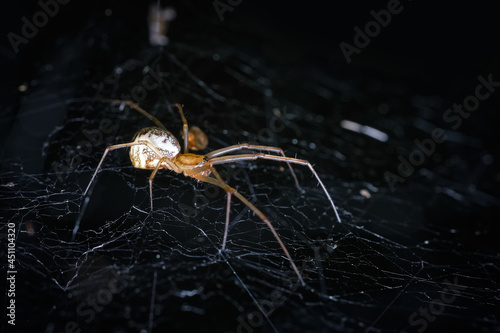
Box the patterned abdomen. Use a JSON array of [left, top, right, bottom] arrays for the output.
[[129, 127, 181, 169]]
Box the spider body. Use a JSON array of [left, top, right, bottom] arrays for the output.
[[129, 127, 181, 169], [83, 101, 342, 286], [175, 153, 211, 178], [129, 126, 211, 178]]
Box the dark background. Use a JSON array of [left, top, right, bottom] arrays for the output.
[[1, 1, 499, 332]]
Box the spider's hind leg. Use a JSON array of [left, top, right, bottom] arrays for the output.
[[191, 167, 305, 286]]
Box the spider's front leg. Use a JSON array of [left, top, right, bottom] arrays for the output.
[[83, 142, 145, 197], [205, 143, 300, 188], [84, 140, 177, 211], [208, 153, 341, 223]]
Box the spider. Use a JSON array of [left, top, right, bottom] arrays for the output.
[[83, 100, 341, 285]]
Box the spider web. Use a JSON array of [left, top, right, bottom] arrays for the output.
[[1, 2, 500, 333]]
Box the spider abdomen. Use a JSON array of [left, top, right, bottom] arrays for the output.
[[129, 127, 181, 169]]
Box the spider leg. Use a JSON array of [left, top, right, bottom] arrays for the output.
[[223, 191, 232, 250], [83, 142, 140, 197], [188, 166, 305, 286], [84, 140, 177, 202], [209, 167, 235, 251], [208, 153, 341, 223], [206, 144, 300, 188], [148, 155, 178, 210], [171, 103, 189, 153], [94, 99, 205, 152], [94, 98, 167, 130]]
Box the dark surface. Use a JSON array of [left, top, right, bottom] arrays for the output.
[[1, 1, 499, 332]]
